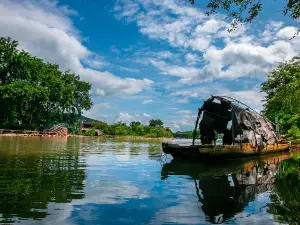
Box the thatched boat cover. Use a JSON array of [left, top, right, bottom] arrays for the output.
[[196, 96, 277, 148]]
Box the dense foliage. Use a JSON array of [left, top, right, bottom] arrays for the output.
[[0, 37, 92, 128], [91, 120, 173, 138], [261, 55, 300, 141], [188, 0, 299, 35]]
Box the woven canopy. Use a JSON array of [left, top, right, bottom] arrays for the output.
[[194, 96, 277, 148]]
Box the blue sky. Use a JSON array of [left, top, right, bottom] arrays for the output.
[[0, 0, 299, 131]]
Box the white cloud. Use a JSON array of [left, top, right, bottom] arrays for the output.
[[165, 114, 195, 131], [151, 200, 205, 224], [276, 26, 299, 40], [201, 40, 297, 81], [153, 37, 297, 83], [84, 56, 108, 70], [0, 0, 153, 96], [170, 85, 229, 99], [120, 66, 140, 73], [170, 85, 264, 111], [142, 99, 153, 104], [176, 110, 193, 115], [95, 88, 105, 96], [260, 21, 284, 42], [150, 60, 210, 83], [114, 0, 208, 51], [175, 98, 189, 104], [83, 103, 115, 121], [184, 53, 201, 65], [222, 89, 265, 111], [114, 0, 299, 84], [195, 18, 227, 34], [116, 112, 152, 124], [74, 180, 149, 205], [156, 51, 175, 59]]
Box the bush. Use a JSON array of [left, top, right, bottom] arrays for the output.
[[288, 126, 300, 142], [83, 128, 97, 136]]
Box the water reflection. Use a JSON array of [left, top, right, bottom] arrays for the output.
[[0, 137, 299, 225], [0, 137, 86, 223], [161, 153, 291, 224], [267, 155, 300, 224]]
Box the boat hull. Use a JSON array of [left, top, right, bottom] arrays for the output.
[[162, 142, 290, 160]]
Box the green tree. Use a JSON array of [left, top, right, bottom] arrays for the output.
[[188, 0, 299, 34], [261, 55, 300, 135], [93, 121, 110, 134], [130, 121, 141, 127], [0, 37, 92, 127], [149, 119, 163, 127], [130, 121, 145, 136], [114, 122, 130, 135], [89, 120, 173, 138]]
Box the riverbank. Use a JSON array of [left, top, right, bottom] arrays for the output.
[[71, 135, 174, 141], [0, 133, 174, 141]]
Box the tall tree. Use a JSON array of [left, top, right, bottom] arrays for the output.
[[261, 55, 300, 133], [149, 119, 163, 127], [0, 37, 92, 127]]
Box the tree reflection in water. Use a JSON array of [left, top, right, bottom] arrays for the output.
[[0, 137, 86, 223], [161, 153, 291, 224], [267, 155, 300, 224]]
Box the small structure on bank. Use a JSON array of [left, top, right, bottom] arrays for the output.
[[78, 120, 100, 136], [163, 96, 289, 160]]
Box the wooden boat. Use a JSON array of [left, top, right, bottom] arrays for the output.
[[162, 96, 290, 160], [162, 142, 290, 160]]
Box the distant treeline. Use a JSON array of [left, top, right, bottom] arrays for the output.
[[82, 119, 173, 138]]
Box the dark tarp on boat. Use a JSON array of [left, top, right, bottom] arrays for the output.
[[194, 96, 277, 149]]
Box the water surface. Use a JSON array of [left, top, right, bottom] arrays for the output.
[[0, 137, 299, 224]]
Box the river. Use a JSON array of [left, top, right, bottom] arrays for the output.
[[0, 137, 299, 224]]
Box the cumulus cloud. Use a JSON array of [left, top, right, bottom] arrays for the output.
[[184, 53, 201, 65], [170, 85, 264, 110], [201, 40, 298, 81], [276, 26, 300, 40], [222, 89, 265, 111], [114, 0, 299, 84], [170, 85, 229, 99], [116, 112, 152, 124], [142, 99, 153, 104], [0, 0, 153, 96], [165, 114, 196, 131], [82, 103, 115, 121], [150, 59, 209, 83]]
